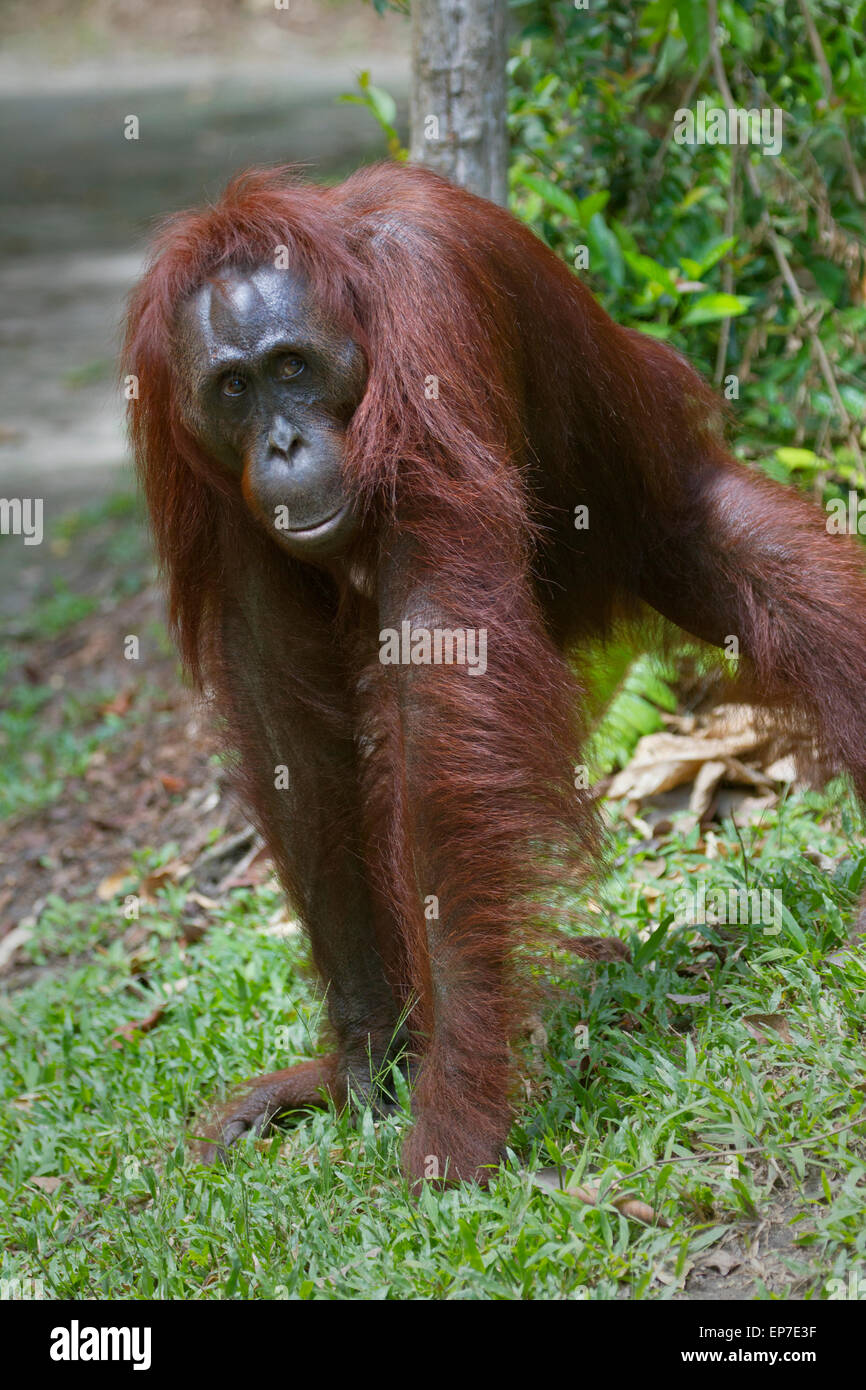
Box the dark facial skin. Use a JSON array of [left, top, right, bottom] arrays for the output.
[[173, 265, 368, 559]]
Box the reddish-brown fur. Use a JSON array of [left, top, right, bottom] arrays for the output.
[[126, 162, 866, 1183]]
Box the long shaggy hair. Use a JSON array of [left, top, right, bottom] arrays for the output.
[[126, 162, 866, 1177]]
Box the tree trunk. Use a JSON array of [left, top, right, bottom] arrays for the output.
[[409, 0, 508, 205]]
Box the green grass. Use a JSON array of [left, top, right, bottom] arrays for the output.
[[0, 666, 125, 821], [1, 784, 864, 1299], [0, 494, 161, 821], [2, 500, 865, 1299]]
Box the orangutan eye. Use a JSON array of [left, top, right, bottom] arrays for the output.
[[278, 355, 305, 380], [220, 373, 247, 398]]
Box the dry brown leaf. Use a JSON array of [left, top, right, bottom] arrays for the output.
[[31, 1176, 62, 1194], [140, 862, 191, 901], [690, 759, 727, 817], [110, 1003, 167, 1048], [566, 1183, 669, 1226], [522, 1014, 548, 1051], [742, 1013, 792, 1043], [0, 924, 33, 972], [220, 843, 273, 890], [763, 755, 799, 782], [100, 688, 136, 717], [694, 1248, 742, 1276], [159, 774, 187, 795], [11, 1092, 41, 1110], [605, 702, 827, 808], [96, 870, 130, 901], [188, 891, 220, 911], [264, 910, 302, 939], [181, 917, 208, 944], [533, 1169, 670, 1225], [635, 858, 668, 879]]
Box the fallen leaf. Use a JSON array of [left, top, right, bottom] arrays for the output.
[[188, 892, 219, 910], [11, 1092, 41, 1110], [694, 1248, 742, 1276], [181, 916, 208, 944], [264, 911, 301, 938], [0, 924, 33, 973], [635, 858, 668, 879], [140, 862, 191, 901], [97, 871, 131, 901], [568, 1184, 669, 1226], [31, 1176, 62, 1194], [606, 703, 828, 808], [100, 688, 136, 716], [159, 774, 187, 795], [533, 1169, 670, 1225], [742, 1013, 792, 1043], [110, 1003, 167, 1047]]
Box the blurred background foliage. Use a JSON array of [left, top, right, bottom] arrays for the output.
[[498, 0, 866, 768], [507, 0, 865, 487], [2, 0, 863, 773]]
